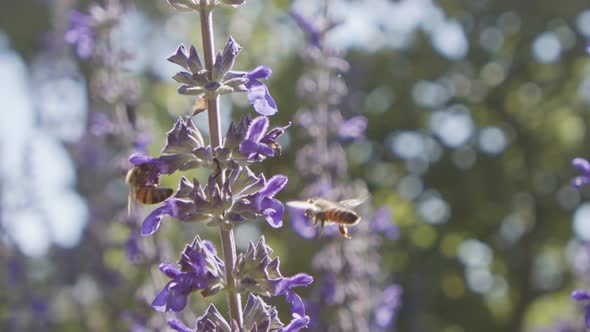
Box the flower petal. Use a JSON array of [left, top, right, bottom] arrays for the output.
[[274, 274, 314, 296], [574, 176, 590, 188], [152, 281, 172, 312], [289, 208, 317, 239], [239, 140, 275, 157], [338, 115, 367, 141], [280, 291, 310, 332], [573, 289, 590, 301], [167, 285, 189, 312], [167, 44, 189, 70], [247, 65, 272, 81], [261, 197, 284, 228], [247, 84, 278, 116], [573, 158, 590, 173], [141, 205, 171, 236], [160, 263, 182, 279], [261, 175, 288, 198], [246, 116, 269, 142], [290, 11, 321, 48], [168, 319, 193, 332]]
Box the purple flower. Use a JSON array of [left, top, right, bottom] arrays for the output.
[[373, 285, 402, 329], [572, 289, 590, 328], [239, 116, 290, 161], [168, 304, 232, 332], [64, 11, 94, 58], [338, 115, 368, 142], [133, 133, 151, 154], [167, 319, 193, 332], [242, 175, 288, 228], [573, 158, 590, 188], [152, 237, 224, 312], [168, 41, 253, 97], [234, 237, 313, 332], [242, 294, 282, 331], [64, 3, 120, 59], [141, 166, 289, 235], [163, 117, 204, 154], [215, 36, 242, 80], [141, 175, 233, 236], [129, 153, 199, 176], [141, 199, 177, 236], [371, 207, 399, 240], [89, 112, 114, 136], [289, 208, 318, 239], [290, 11, 321, 49], [124, 230, 143, 263], [244, 66, 278, 116], [281, 290, 311, 332]]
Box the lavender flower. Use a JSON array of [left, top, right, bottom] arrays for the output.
[[168, 305, 232, 332], [164, 238, 312, 330], [573, 158, 590, 188], [64, 11, 94, 58], [167, 40, 277, 116], [373, 285, 403, 330], [290, 10, 321, 49], [371, 207, 399, 241], [137, 161, 289, 235], [572, 290, 590, 328], [153, 236, 224, 312], [242, 66, 279, 116], [239, 116, 290, 160], [136, 2, 313, 331], [64, 2, 121, 59], [287, 7, 402, 331]]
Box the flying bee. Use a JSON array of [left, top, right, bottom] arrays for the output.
[[287, 197, 366, 239], [126, 165, 173, 215]]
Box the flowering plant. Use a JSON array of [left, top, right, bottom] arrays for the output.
[[128, 1, 312, 330]]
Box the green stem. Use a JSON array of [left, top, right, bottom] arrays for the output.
[[199, 6, 243, 328]]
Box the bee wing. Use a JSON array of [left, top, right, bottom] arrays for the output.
[[338, 197, 367, 209], [287, 200, 320, 211]]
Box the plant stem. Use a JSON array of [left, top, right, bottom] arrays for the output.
[[199, 6, 243, 328]]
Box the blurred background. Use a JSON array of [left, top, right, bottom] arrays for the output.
[[2, 0, 590, 331]]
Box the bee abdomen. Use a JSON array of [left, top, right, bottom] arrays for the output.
[[326, 209, 359, 225], [136, 187, 173, 204]]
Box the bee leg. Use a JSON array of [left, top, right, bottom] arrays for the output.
[[339, 225, 351, 239]]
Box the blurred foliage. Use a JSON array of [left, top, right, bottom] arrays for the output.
[[3, 0, 590, 331]]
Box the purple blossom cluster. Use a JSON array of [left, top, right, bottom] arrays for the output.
[[66, 0, 151, 263], [128, 1, 312, 330], [288, 8, 401, 331], [571, 158, 590, 329], [65, 0, 140, 104], [64, 1, 172, 329]]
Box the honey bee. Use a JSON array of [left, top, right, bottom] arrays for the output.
[[126, 165, 173, 215], [287, 197, 365, 239]]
